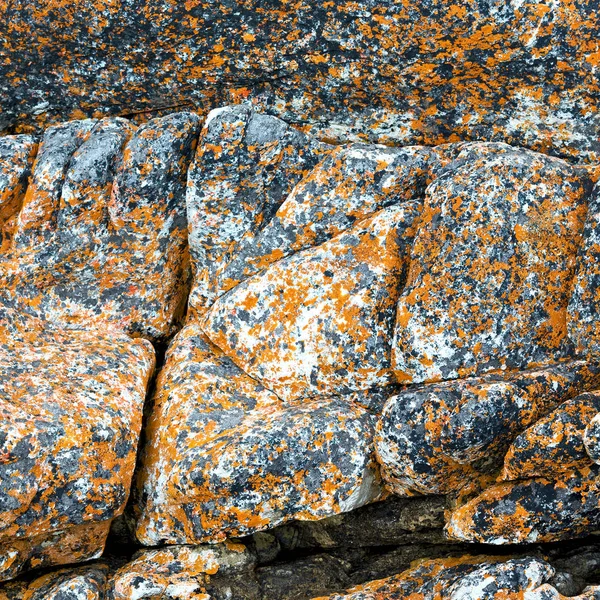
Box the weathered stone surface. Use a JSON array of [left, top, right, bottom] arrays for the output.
[[392, 146, 592, 384], [203, 201, 421, 401], [502, 392, 600, 480], [106, 542, 254, 600], [136, 324, 382, 545], [0, 564, 109, 600], [3, 2, 600, 164], [0, 112, 202, 581], [375, 362, 600, 495], [216, 142, 433, 296], [258, 553, 351, 600], [447, 465, 600, 544], [186, 105, 326, 313], [568, 181, 600, 359], [311, 556, 568, 599], [0, 326, 154, 582], [0, 136, 37, 254], [268, 495, 447, 551], [0, 112, 200, 341], [584, 414, 600, 464]]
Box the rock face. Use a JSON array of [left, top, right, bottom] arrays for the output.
[[0, 112, 200, 582], [3, 100, 600, 599], [2, 1, 600, 164]]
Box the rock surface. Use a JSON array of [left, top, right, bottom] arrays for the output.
[[2, 1, 600, 164], [3, 101, 600, 597], [0, 112, 201, 581]]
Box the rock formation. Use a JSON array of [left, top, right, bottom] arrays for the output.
[[2, 0, 600, 597]]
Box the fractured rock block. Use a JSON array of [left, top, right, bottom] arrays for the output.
[[375, 362, 600, 495], [447, 465, 600, 544], [1, 112, 201, 341], [502, 391, 600, 480], [393, 146, 592, 383], [135, 323, 382, 545], [106, 541, 255, 600], [312, 556, 562, 600], [203, 202, 422, 401], [0, 326, 154, 582], [0, 564, 109, 600], [186, 105, 326, 313]]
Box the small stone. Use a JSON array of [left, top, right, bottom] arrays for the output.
[[107, 541, 253, 600], [0, 564, 108, 600]]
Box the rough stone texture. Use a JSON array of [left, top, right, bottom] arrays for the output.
[[375, 362, 600, 495], [135, 323, 382, 545], [4, 100, 600, 595], [203, 201, 421, 401], [106, 541, 254, 599], [186, 105, 327, 314], [0, 564, 109, 600], [310, 556, 580, 599], [392, 146, 592, 384], [447, 465, 600, 544], [2, 2, 600, 164], [568, 181, 600, 359], [0, 113, 201, 341], [0, 112, 200, 581], [0, 136, 37, 254], [502, 391, 600, 480], [0, 326, 155, 582]]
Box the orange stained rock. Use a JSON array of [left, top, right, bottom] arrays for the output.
[[135, 323, 382, 545], [203, 201, 421, 402], [107, 542, 253, 600], [447, 465, 600, 544], [0, 136, 37, 254], [311, 555, 561, 599], [0, 324, 154, 581], [502, 391, 600, 480], [393, 145, 592, 384], [0, 111, 200, 581], [0, 112, 201, 341], [186, 105, 327, 314], [375, 361, 600, 496]]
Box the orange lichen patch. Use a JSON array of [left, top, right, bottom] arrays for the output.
[[0, 136, 37, 254], [0, 113, 201, 342], [0, 564, 109, 600], [0, 113, 203, 581], [447, 465, 600, 544], [393, 144, 592, 384], [0, 521, 109, 584], [502, 391, 600, 480], [568, 181, 600, 358], [0, 324, 154, 582], [4, 0, 600, 161], [135, 323, 381, 545], [186, 105, 327, 314], [375, 361, 600, 496], [107, 543, 254, 599], [311, 555, 558, 599], [217, 143, 433, 292], [203, 201, 421, 402]]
